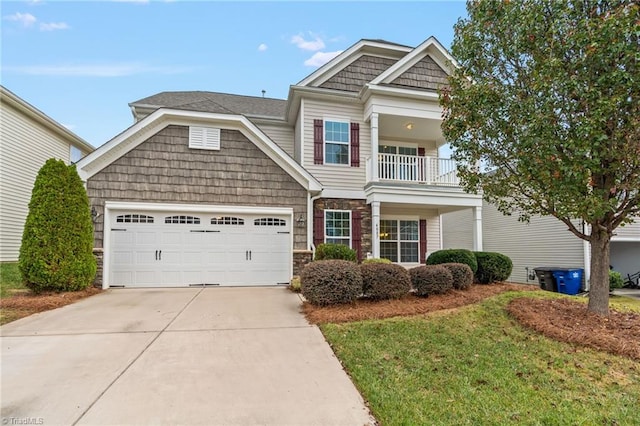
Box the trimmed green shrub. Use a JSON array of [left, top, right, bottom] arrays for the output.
[[426, 249, 478, 273], [609, 270, 624, 290], [19, 159, 96, 293], [441, 263, 474, 290], [289, 275, 301, 293], [361, 258, 393, 265], [360, 263, 411, 300], [301, 260, 362, 305], [474, 252, 513, 284], [314, 243, 357, 262], [409, 265, 453, 297]]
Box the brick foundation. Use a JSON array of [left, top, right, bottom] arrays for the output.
[[293, 250, 313, 276]]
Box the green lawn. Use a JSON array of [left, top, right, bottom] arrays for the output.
[[322, 291, 640, 426], [0, 262, 26, 298]]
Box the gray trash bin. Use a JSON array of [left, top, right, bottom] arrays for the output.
[[534, 267, 558, 292]]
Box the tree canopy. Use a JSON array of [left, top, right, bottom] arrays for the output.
[[441, 0, 639, 315]]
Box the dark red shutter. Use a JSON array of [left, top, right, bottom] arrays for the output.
[[418, 147, 426, 182], [314, 119, 323, 164], [419, 219, 427, 263], [350, 122, 360, 167], [314, 209, 324, 248], [352, 210, 362, 262]]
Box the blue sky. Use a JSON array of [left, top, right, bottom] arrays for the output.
[[2, 1, 468, 148]]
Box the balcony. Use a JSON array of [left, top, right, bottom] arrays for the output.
[[366, 153, 460, 187]]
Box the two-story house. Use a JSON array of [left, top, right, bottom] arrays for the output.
[[76, 37, 483, 289], [0, 86, 95, 262]]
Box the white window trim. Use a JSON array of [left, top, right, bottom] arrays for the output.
[[189, 126, 221, 150], [378, 142, 419, 154], [379, 217, 420, 264], [323, 119, 350, 166], [324, 209, 352, 247]]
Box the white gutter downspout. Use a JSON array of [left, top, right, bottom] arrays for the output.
[[583, 221, 591, 291], [308, 192, 323, 252]]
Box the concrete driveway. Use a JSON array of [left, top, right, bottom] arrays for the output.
[[1, 287, 373, 426]]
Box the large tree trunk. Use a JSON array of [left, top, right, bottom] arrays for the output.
[[587, 229, 611, 316]]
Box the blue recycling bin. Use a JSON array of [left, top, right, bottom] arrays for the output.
[[552, 269, 584, 295]]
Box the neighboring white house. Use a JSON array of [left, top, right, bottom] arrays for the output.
[[0, 86, 95, 262], [442, 200, 640, 287]]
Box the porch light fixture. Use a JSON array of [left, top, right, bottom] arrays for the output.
[[91, 206, 100, 222], [405, 122, 414, 130], [296, 214, 306, 227]]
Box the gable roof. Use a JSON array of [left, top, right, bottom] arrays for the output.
[[0, 85, 95, 153], [296, 39, 412, 89], [130, 91, 287, 120], [370, 36, 457, 87], [76, 108, 321, 192]]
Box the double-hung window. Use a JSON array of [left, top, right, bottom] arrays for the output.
[[325, 210, 351, 246], [380, 219, 419, 263], [324, 121, 349, 165]]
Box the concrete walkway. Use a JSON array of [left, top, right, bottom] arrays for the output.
[[1, 288, 373, 426]]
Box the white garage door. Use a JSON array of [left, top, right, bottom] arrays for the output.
[[109, 210, 291, 287]]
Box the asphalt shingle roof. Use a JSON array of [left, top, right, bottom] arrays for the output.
[[130, 91, 287, 119]]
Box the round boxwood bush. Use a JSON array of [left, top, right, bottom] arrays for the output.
[[361, 258, 392, 265], [409, 265, 453, 297], [474, 252, 513, 284], [360, 263, 411, 300], [426, 249, 478, 273], [314, 243, 357, 262], [301, 260, 362, 305], [609, 270, 624, 290], [19, 159, 96, 293], [441, 263, 474, 290]]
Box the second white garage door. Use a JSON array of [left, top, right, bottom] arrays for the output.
[[109, 210, 292, 287]]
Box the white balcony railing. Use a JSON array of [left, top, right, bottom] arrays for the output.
[[370, 153, 460, 186]]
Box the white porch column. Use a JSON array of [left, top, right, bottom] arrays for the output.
[[472, 206, 483, 251], [371, 201, 381, 258], [370, 112, 379, 182]]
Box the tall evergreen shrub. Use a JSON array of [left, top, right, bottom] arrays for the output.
[[19, 159, 96, 292]]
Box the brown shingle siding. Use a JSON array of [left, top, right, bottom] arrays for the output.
[[88, 125, 307, 249], [319, 55, 399, 92], [387, 55, 449, 91]]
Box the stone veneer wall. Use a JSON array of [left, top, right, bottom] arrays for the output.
[[293, 250, 313, 276], [313, 198, 372, 258]]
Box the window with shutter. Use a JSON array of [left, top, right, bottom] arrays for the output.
[[189, 126, 221, 150]]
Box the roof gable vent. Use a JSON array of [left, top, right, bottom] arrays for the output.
[[189, 126, 220, 150]]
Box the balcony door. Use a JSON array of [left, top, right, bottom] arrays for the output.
[[379, 145, 418, 181]]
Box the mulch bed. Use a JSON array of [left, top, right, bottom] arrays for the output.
[[0, 287, 101, 323], [303, 282, 529, 324], [507, 297, 640, 360]]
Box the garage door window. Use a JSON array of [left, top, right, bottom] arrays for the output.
[[165, 215, 201, 224], [116, 214, 154, 224], [211, 216, 244, 225], [254, 218, 286, 226]]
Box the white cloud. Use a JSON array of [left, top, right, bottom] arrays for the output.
[[291, 33, 325, 51], [39, 22, 70, 31], [4, 12, 37, 27], [257, 43, 268, 52], [2, 63, 193, 77], [304, 51, 343, 67]]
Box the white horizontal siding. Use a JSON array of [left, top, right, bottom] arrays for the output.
[[442, 202, 585, 284], [0, 102, 73, 261], [613, 219, 640, 241], [294, 105, 303, 163], [442, 209, 474, 250], [255, 122, 295, 158], [303, 99, 370, 190]]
